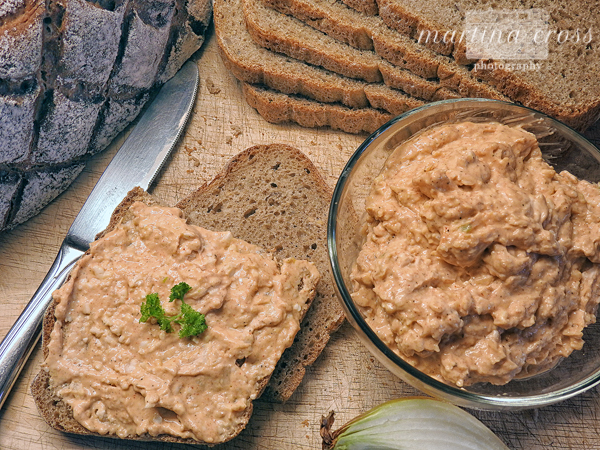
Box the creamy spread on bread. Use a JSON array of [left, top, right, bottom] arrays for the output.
[[351, 121, 600, 387], [43, 202, 319, 443]]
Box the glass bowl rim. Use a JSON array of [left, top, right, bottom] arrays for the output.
[[327, 98, 600, 410]]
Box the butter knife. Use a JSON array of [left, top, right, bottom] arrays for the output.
[[0, 60, 199, 409]]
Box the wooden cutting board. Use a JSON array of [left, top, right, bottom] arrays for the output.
[[1, 32, 600, 450]]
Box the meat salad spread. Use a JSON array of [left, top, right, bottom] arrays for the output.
[[351, 121, 600, 387], [43, 202, 319, 443]]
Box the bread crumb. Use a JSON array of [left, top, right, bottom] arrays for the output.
[[301, 419, 310, 427], [225, 125, 243, 145], [206, 78, 221, 94], [189, 155, 201, 167]]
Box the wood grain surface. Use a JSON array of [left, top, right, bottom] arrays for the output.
[[2, 31, 600, 450]]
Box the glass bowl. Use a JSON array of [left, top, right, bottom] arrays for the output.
[[327, 98, 600, 411]]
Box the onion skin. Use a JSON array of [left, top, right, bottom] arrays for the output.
[[321, 410, 338, 449], [320, 397, 511, 450]]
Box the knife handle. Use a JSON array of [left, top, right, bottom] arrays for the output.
[[0, 243, 83, 408]]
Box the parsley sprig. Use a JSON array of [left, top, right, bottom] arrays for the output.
[[140, 282, 207, 338]]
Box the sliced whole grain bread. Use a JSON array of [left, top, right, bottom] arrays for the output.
[[215, 0, 466, 108], [214, 0, 508, 131], [340, 0, 378, 15], [243, 0, 382, 83], [256, 0, 600, 130], [243, 0, 508, 100], [214, 0, 456, 114], [375, 0, 600, 130], [31, 188, 211, 445], [32, 145, 345, 444], [258, 0, 508, 100], [242, 83, 393, 133]]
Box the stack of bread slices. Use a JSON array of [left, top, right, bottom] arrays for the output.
[[214, 0, 600, 134]]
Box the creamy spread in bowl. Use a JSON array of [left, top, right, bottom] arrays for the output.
[[43, 202, 319, 443], [351, 121, 600, 387]]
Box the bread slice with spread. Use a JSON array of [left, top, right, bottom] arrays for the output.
[[175, 144, 346, 401], [31, 145, 344, 444]]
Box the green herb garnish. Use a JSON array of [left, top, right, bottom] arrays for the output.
[[140, 292, 174, 332], [169, 281, 192, 302], [178, 301, 208, 337], [140, 282, 207, 338]]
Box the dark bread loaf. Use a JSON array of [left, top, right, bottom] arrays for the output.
[[0, 0, 211, 232], [32, 144, 344, 442]]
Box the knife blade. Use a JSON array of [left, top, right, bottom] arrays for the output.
[[0, 60, 199, 409]]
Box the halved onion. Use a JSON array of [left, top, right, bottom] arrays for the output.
[[320, 397, 510, 450]]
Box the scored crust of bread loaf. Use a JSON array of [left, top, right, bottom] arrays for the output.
[[0, 0, 211, 232], [175, 144, 346, 401], [31, 145, 343, 443]]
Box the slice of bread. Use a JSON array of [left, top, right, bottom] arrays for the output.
[[243, 0, 381, 83], [340, 0, 378, 15], [250, 0, 600, 130], [175, 144, 346, 401], [31, 144, 344, 443], [31, 189, 205, 444], [242, 83, 393, 133], [213, 0, 508, 132], [214, 0, 465, 109]]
